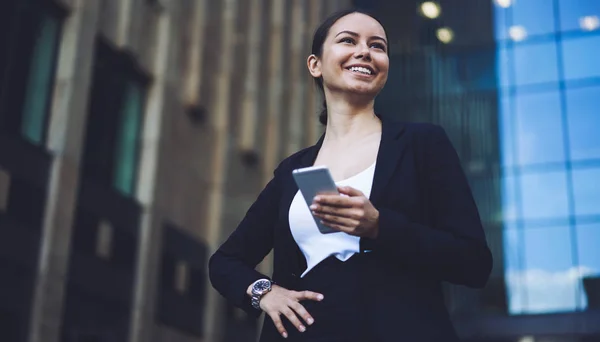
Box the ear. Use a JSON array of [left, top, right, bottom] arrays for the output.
[[307, 54, 322, 78]]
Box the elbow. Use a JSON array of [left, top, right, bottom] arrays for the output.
[[464, 245, 493, 289], [208, 250, 222, 290]]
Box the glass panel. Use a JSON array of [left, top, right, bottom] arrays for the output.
[[114, 82, 143, 196], [558, 0, 600, 32], [21, 14, 59, 144], [522, 226, 577, 313], [513, 42, 559, 86], [497, 45, 511, 88], [572, 168, 600, 216], [494, 2, 511, 41], [504, 225, 525, 314], [576, 223, 600, 309], [562, 35, 600, 81], [502, 172, 519, 221], [511, 0, 556, 37], [514, 91, 565, 165], [499, 94, 515, 166], [520, 170, 570, 220], [566, 85, 600, 160]]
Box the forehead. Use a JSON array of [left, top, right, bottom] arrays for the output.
[[328, 13, 387, 39]]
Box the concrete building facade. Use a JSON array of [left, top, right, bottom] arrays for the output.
[[0, 1, 350, 342]]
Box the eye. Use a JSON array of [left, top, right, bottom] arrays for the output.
[[339, 37, 355, 44], [370, 42, 386, 51]]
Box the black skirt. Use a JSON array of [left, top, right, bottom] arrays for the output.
[[280, 253, 375, 342]]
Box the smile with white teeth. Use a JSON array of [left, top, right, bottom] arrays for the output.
[[348, 66, 373, 75]]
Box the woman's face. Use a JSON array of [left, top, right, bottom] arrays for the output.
[[310, 13, 389, 98]]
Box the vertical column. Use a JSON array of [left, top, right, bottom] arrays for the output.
[[238, 0, 264, 154], [184, 0, 208, 106], [285, 0, 307, 156], [305, 0, 323, 145], [127, 3, 174, 342], [203, 1, 238, 341], [27, 2, 101, 342], [262, 0, 286, 183]]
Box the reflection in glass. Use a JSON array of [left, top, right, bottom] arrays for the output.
[[513, 42, 559, 86], [520, 170, 569, 220], [562, 35, 600, 80], [503, 225, 525, 314], [521, 226, 577, 313], [572, 168, 600, 216], [576, 223, 600, 309], [515, 91, 565, 165], [502, 172, 518, 221], [558, 0, 600, 32], [494, 2, 510, 40], [499, 95, 514, 166], [566, 86, 600, 160], [512, 0, 556, 36]]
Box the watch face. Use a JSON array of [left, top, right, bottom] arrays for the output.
[[253, 279, 271, 294]]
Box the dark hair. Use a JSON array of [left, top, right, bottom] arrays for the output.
[[311, 9, 388, 125]]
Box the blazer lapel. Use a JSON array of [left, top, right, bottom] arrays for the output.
[[369, 119, 409, 207]]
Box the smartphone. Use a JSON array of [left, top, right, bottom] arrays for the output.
[[292, 165, 339, 234]]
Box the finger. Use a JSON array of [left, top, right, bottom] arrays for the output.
[[281, 307, 306, 333], [269, 312, 288, 339], [289, 301, 315, 326], [337, 185, 364, 197], [319, 219, 354, 235], [315, 213, 358, 227], [312, 195, 354, 208], [293, 290, 325, 302], [312, 206, 363, 219]]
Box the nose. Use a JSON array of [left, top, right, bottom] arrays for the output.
[[354, 43, 371, 61]]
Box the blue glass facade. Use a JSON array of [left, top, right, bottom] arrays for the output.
[[495, 0, 600, 315]]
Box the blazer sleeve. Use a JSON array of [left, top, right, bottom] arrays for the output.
[[208, 162, 285, 316], [369, 125, 493, 288]]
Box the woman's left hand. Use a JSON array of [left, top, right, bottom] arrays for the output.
[[310, 186, 380, 239]]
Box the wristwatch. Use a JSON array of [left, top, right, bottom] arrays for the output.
[[250, 278, 273, 310]]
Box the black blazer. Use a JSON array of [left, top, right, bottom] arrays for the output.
[[209, 119, 493, 342]]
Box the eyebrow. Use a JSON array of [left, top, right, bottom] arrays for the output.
[[334, 30, 388, 45]]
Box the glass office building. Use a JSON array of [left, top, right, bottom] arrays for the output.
[[357, 0, 600, 340]]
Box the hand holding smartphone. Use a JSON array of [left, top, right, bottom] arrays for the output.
[[292, 165, 339, 234]]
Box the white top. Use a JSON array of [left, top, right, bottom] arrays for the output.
[[288, 162, 376, 277]]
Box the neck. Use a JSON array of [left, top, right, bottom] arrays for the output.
[[323, 97, 381, 142]]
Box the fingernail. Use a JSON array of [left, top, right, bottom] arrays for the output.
[[314, 196, 320, 201], [307, 318, 314, 325], [317, 294, 324, 300], [282, 332, 288, 338], [310, 204, 317, 210], [299, 325, 306, 332]]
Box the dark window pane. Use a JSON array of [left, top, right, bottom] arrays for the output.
[[21, 13, 60, 144], [512, 0, 556, 37], [558, 0, 600, 32], [572, 168, 600, 216], [513, 42, 559, 86], [520, 170, 569, 220], [562, 35, 600, 81], [566, 85, 600, 160], [522, 226, 577, 313], [514, 91, 565, 165]]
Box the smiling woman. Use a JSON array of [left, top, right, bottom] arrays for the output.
[[209, 8, 492, 342]]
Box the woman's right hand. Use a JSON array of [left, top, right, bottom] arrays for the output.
[[259, 284, 324, 338]]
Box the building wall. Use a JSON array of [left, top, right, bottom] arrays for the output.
[[0, 1, 351, 342]]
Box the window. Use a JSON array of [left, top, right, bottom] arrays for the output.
[[0, 1, 63, 145], [562, 35, 600, 81], [572, 168, 600, 216], [513, 41, 559, 87], [511, 0, 556, 37], [566, 85, 600, 160], [558, 0, 600, 32], [514, 90, 565, 165], [81, 39, 147, 197], [519, 170, 570, 220]]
